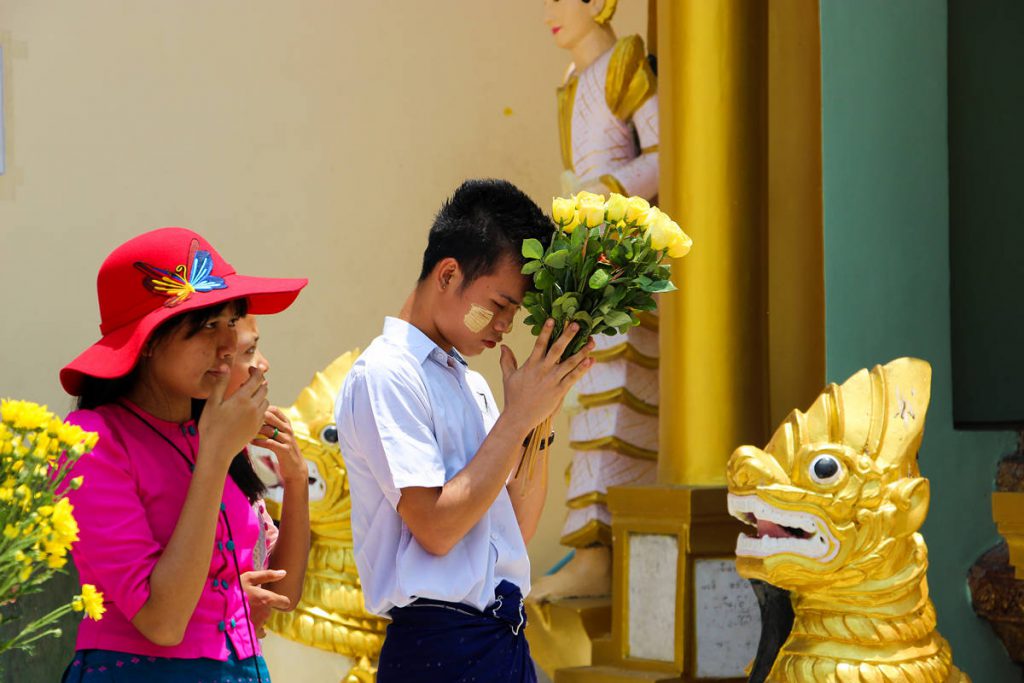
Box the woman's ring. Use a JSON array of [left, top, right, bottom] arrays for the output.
[[272, 427, 279, 440]]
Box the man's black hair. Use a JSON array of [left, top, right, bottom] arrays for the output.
[[419, 179, 553, 285]]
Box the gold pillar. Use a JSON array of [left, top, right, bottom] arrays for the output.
[[554, 1, 824, 680], [658, 0, 770, 487], [765, 0, 826, 426]]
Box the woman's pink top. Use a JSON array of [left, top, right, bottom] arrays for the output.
[[63, 401, 262, 660]]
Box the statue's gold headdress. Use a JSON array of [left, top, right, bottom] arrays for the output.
[[763, 357, 931, 480]]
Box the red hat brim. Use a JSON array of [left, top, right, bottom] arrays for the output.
[[60, 274, 307, 396]]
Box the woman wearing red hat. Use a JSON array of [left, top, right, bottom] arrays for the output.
[[58, 227, 307, 683]]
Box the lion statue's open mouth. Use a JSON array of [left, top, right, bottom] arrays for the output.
[[727, 494, 838, 562]]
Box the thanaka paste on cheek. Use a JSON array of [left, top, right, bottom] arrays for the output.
[[464, 304, 494, 333]]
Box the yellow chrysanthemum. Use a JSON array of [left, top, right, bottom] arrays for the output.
[[50, 498, 80, 547], [31, 434, 52, 460], [72, 584, 106, 621], [3, 524, 19, 540], [1, 400, 53, 432]]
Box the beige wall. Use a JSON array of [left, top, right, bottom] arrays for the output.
[[0, 1, 647, 578]]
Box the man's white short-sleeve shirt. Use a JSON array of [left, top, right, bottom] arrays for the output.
[[334, 317, 531, 616]]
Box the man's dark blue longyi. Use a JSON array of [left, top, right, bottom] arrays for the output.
[[377, 580, 537, 683]]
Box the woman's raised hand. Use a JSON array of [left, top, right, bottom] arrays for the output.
[[199, 367, 269, 468]]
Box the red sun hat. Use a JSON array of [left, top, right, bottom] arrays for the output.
[[60, 227, 308, 396]]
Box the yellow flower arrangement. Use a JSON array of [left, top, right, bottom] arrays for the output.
[[517, 193, 693, 480], [521, 192, 692, 354], [0, 399, 102, 658]]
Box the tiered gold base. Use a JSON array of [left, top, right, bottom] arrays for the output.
[[526, 597, 612, 679], [554, 485, 749, 683]]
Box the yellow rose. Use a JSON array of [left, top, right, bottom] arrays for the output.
[[552, 197, 576, 227], [646, 210, 676, 251], [667, 224, 693, 258], [604, 193, 628, 223], [578, 202, 606, 228], [625, 196, 651, 224], [574, 190, 605, 206], [636, 206, 663, 231], [562, 211, 582, 234], [573, 191, 607, 228]]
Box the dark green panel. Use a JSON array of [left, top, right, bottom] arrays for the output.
[[949, 0, 1024, 428], [820, 0, 1018, 679], [0, 571, 78, 682]]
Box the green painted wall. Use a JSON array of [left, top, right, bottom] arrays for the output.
[[948, 0, 1024, 428], [819, 1, 1018, 680]]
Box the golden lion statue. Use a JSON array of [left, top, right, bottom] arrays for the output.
[[262, 351, 387, 683], [726, 358, 969, 682]]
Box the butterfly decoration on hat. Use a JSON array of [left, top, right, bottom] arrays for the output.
[[134, 238, 228, 307]]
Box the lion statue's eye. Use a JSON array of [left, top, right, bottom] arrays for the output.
[[319, 425, 339, 445], [809, 455, 842, 486]]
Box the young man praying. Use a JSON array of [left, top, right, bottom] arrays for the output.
[[335, 179, 593, 682]]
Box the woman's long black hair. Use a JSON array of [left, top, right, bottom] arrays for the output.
[[76, 299, 266, 503]]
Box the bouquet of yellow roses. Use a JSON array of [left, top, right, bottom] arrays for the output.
[[517, 192, 691, 478], [0, 400, 104, 658]]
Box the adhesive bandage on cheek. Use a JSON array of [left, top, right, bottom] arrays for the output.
[[464, 304, 494, 333]]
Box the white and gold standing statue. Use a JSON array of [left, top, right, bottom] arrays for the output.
[[260, 352, 388, 683], [535, 0, 660, 600], [727, 358, 969, 682]]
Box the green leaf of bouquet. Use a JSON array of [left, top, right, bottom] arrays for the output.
[[571, 225, 586, 250], [535, 268, 554, 290], [523, 238, 545, 260], [610, 244, 627, 265], [604, 310, 632, 327], [636, 296, 658, 310], [545, 250, 569, 269], [521, 260, 543, 275], [647, 279, 677, 293], [589, 269, 611, 289], [573, 310, 593, 326]]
